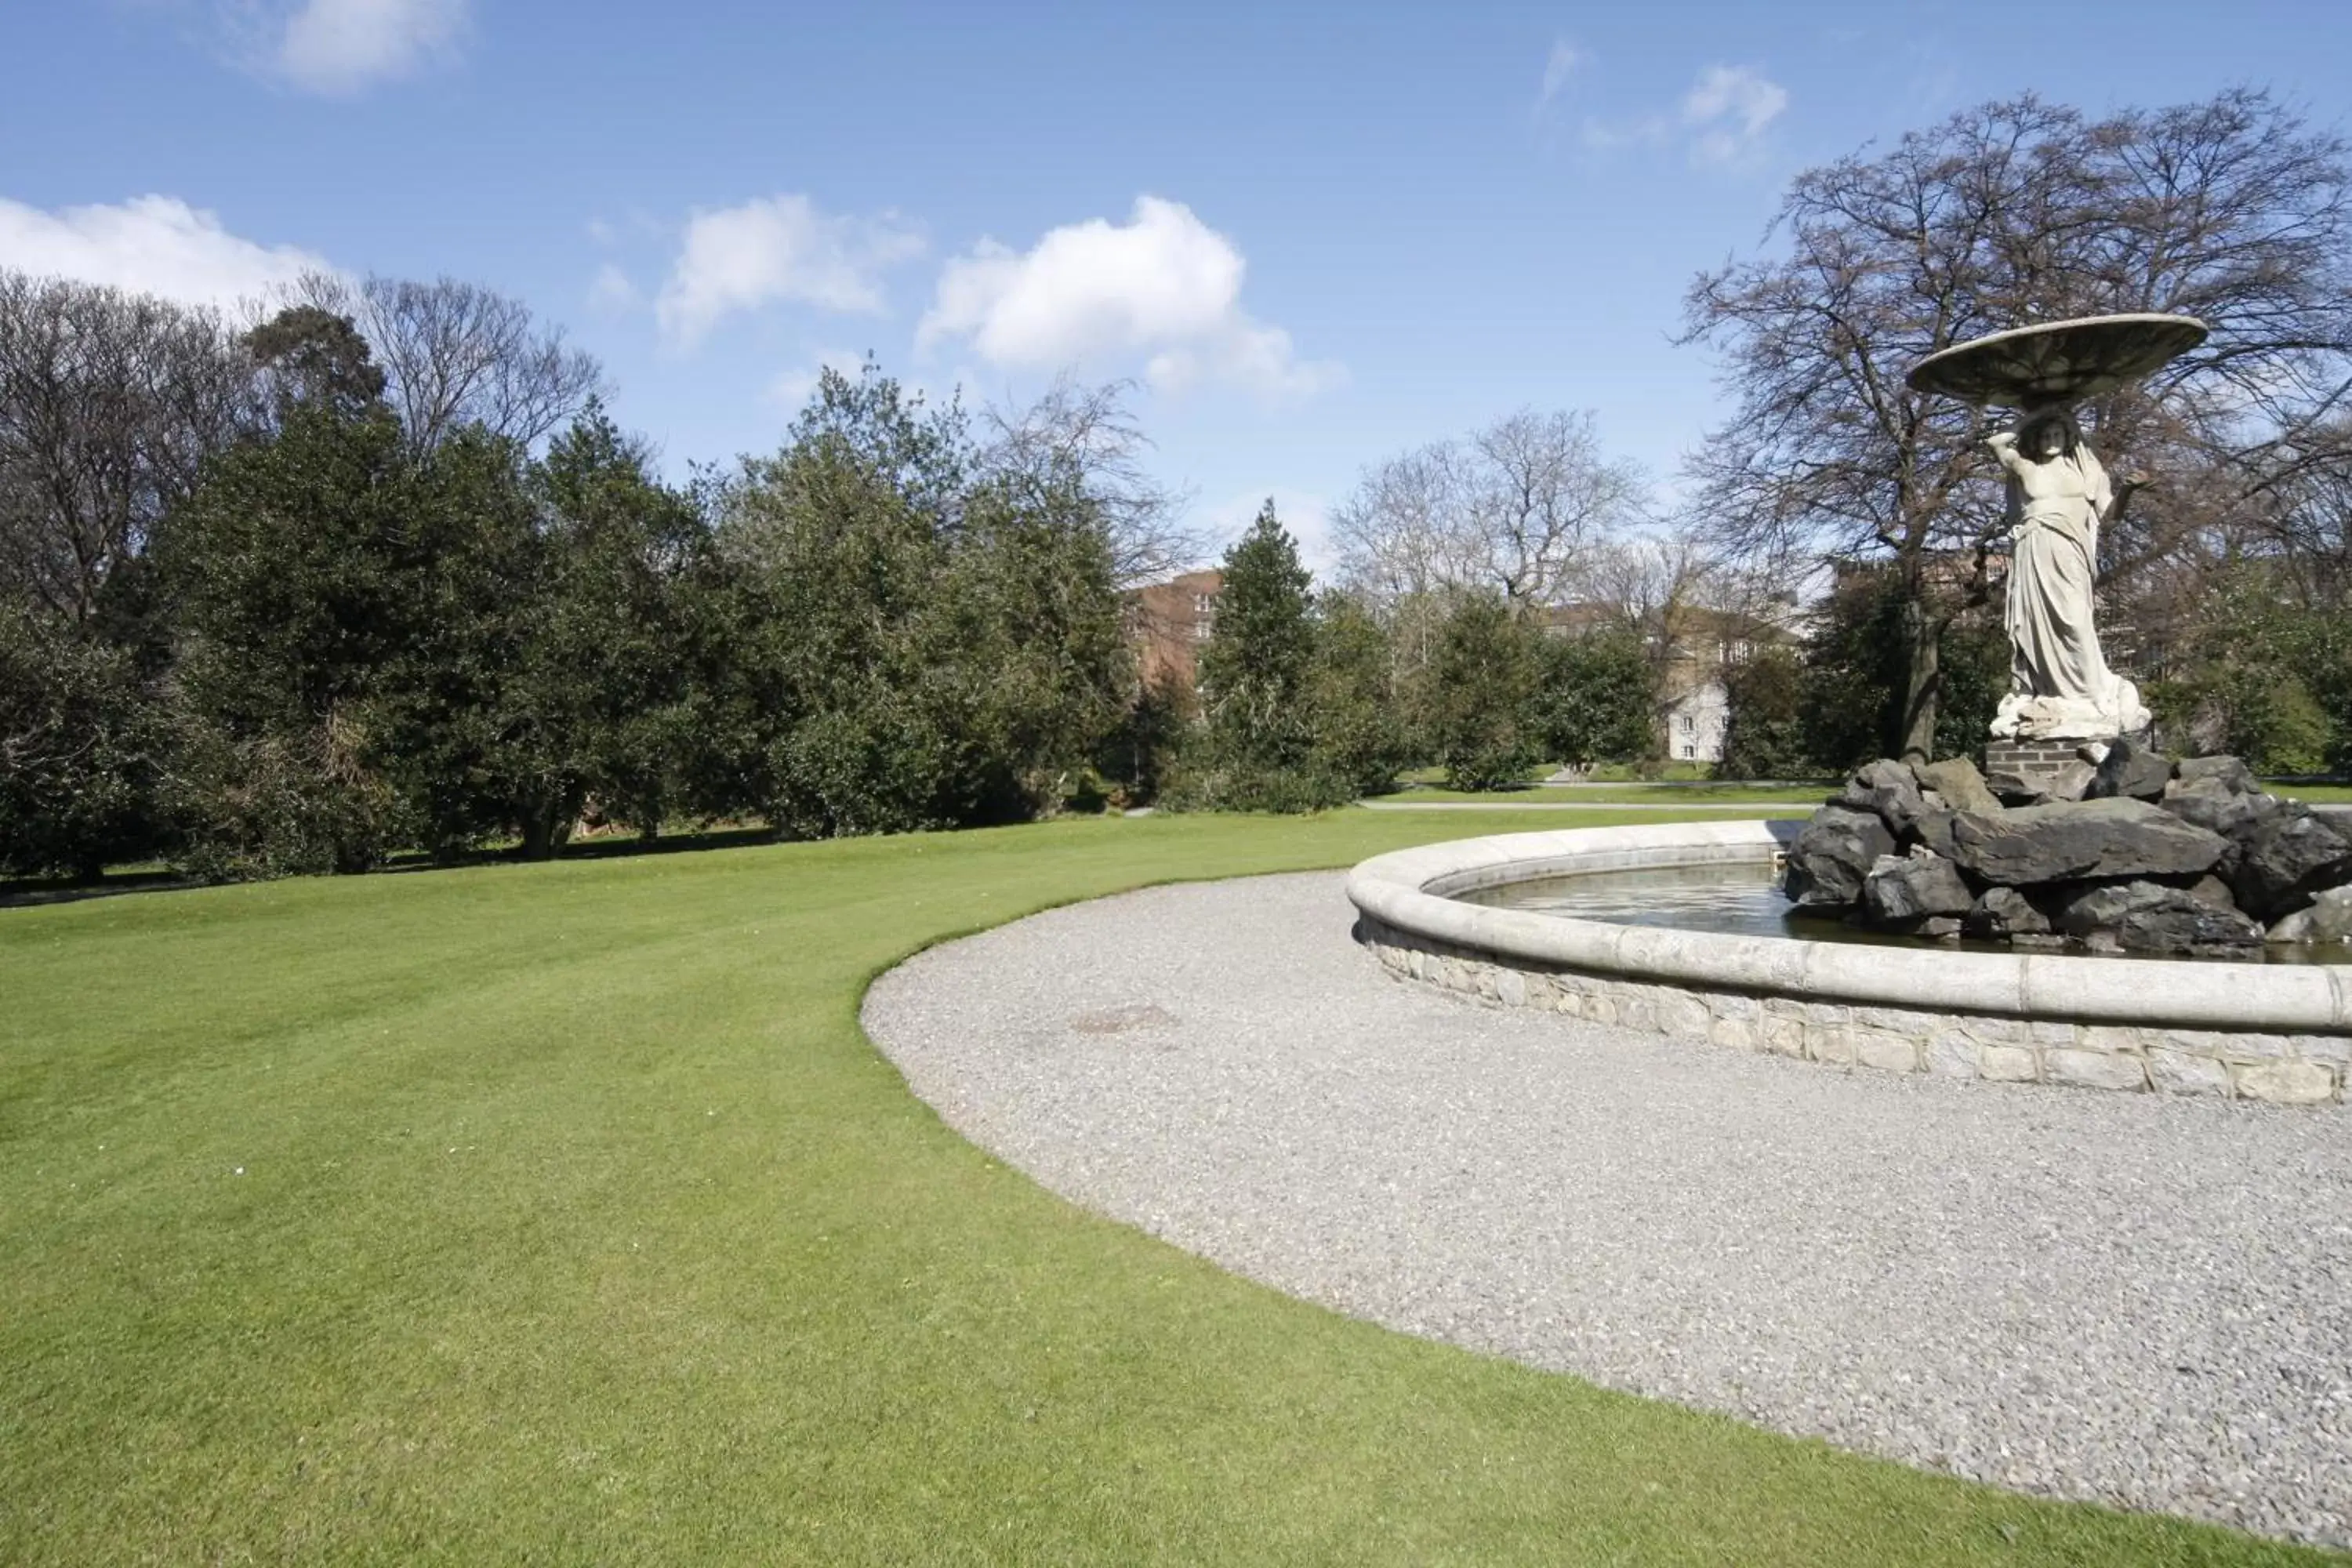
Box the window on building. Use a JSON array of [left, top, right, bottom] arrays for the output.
[[1678, 715, 1694, 734], [1679, 742, 1694, 758]]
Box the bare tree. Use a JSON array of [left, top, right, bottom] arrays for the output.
[[1332, 408, 1646, 611], [292, 272, 606, 453], [1464, 410, 1646, 605], [1329, 442, 1479, 603], [1682, 89, 2352, 760], [1585, 528, 1724, 653], [0, 270, 260, 623], [978, 374, 1199, 590]]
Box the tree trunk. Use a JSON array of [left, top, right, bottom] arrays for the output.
[[519, 797, 575, 860], [1896, 590, 1942, 764]]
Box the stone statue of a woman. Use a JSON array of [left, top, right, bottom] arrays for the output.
[[1984, 408, 2151, 741]]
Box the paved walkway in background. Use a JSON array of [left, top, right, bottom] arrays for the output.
[[863, 873, 2352, 1549], [1357, 798, 1812, 811]]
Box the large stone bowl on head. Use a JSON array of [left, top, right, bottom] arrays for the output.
[[1906, 313, 2208, 409]]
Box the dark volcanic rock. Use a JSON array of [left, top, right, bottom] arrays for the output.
[[1946, 797, 2230, 887], [2183, 874, 2240, 910], [2085, 737, 2173, 802], [2158, 775, 2266, 840], [2045, 758, 2100, 803], [1783, 804, 1896, 909], [2228, 809, 2352, 921], [1859, 851, 1976, 926], [2176, 754, 2258, 794], [1910, 757, 2002, 815], [1911, 808, 1964, 862], [2051, 880, 2265, 955], [1837, 759, 1931, 839], [1984, 768, 2049, 807], [1962, 885, 2052, 940]]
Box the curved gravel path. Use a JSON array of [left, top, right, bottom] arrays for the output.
[[862, 873, 2352, 1548]]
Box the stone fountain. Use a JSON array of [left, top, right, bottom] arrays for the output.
[[1343, 310, 2351, 1102], [1756, 313, 2352, 960]]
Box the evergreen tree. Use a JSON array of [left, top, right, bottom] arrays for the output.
[[1187, 500, 1327, 807], [1534, 629, 1656, 768], [1427, 594, 1541, 790], [1797, 568, 2007, 770], [691, 362, 1127, 838], [516, 405, 703, 843], [1716, 644, 1811, 779], [0, 609, 162, 879], [1305, 593, 1409, 797], [155, 378, 419, 879]]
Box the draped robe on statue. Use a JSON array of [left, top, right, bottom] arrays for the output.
[[1985, 429, 2149, 741]]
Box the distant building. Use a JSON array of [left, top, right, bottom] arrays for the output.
[[1128, 568, 1222, 692], [1661, 677, 1730, 763]]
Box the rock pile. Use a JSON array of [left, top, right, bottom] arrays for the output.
[[1784, 739, 2352, 956]]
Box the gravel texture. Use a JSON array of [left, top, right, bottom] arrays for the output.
[[862, 873, 2352, 1548]]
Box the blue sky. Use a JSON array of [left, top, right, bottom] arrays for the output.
[[5, 1, 2347, 569]]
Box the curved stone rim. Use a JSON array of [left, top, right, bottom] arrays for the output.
[[1345, 820, 2352, 1034], [1904, 312, 2209, 407]]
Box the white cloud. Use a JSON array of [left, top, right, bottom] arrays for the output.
[[0, 194, 332, 307], [1577, 63, 1788, 166], [655, 194, 924, 349], [1680, 64, 1788, 165], [919, 196, 1337, 398], [1537, 38, 1584, 107], [270, 0, 468, 94], [586, 262, 638, 315]]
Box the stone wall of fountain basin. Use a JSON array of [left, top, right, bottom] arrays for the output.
[[1345, 820, 2352, 1106]]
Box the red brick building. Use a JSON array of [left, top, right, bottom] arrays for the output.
[[1128, 568, 1222, 692]]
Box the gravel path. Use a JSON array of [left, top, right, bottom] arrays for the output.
[[1354, 799, 1813, 811], [862, 873, 2352, 1548]]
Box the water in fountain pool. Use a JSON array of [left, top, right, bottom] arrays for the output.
[[1457, 862, 2352, 966]]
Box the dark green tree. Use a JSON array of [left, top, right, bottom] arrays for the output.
[[1187, 500, 1324, 808], [155, 377, 418, 879], [691, 362, 1126, 838], [1427, 593, 1541, 790], [512, 405, 703, 844], [1798, 568, 2007, 771], [1534, 629, 1655, 768], [245, 305, 387, 417], [0, 609, 163, 879], [1716, 644, 1812, 779], [706, 365, 967, 837], [361, 426, 550, 858], [1305, 593, 1410, 797], [2149, 566, 2350, 772], [1099, 670, 1193, 806]]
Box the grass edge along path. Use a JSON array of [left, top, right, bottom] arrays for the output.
[[0, 810, 2332, 1566]]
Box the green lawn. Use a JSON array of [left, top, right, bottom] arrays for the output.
[[0, 813, 2330, 1565]]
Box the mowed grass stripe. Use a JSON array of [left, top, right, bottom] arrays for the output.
[[0, 812, 2327, 1564]]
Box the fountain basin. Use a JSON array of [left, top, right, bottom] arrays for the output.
[[1347, 820, 2351, 1105]]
